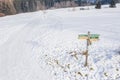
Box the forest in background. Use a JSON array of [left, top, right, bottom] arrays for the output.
[[0, 0, 120, 16]]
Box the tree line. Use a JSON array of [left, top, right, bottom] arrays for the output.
[[0, 0, 120, 15]]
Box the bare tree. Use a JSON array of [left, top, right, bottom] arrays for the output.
[[5, 0, 16, 14], [66, 1, 71, 7], [54, 2, 61, 8], [36, 0, 42, 10]]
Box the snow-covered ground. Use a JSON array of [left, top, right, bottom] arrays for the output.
[[0, 4, 120, 80]]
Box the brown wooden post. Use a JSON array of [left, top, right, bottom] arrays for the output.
[[84, 49, 88, 67], [84, 31, 91, 67]]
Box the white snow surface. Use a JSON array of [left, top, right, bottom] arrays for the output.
[[0, 4, 120, 80]]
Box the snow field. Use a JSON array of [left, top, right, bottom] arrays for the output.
[[0, 4, 120, 80]]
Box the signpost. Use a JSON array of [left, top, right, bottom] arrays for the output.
[[78, 31, 100, 67]]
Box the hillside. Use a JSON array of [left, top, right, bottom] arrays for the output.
[[0, 4, 120, 80]]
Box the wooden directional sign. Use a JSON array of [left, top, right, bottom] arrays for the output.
[[78, 34, 100, 41], [78, 32, 100, 67]]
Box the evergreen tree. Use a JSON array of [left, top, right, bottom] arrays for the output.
[[95, 0, 101, 9], [109, 0, 116, 8]]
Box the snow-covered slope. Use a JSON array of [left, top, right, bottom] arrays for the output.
[[0, 4, 120, 80]]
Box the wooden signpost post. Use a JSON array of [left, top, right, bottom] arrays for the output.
[[78, 31, 100, 67]]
